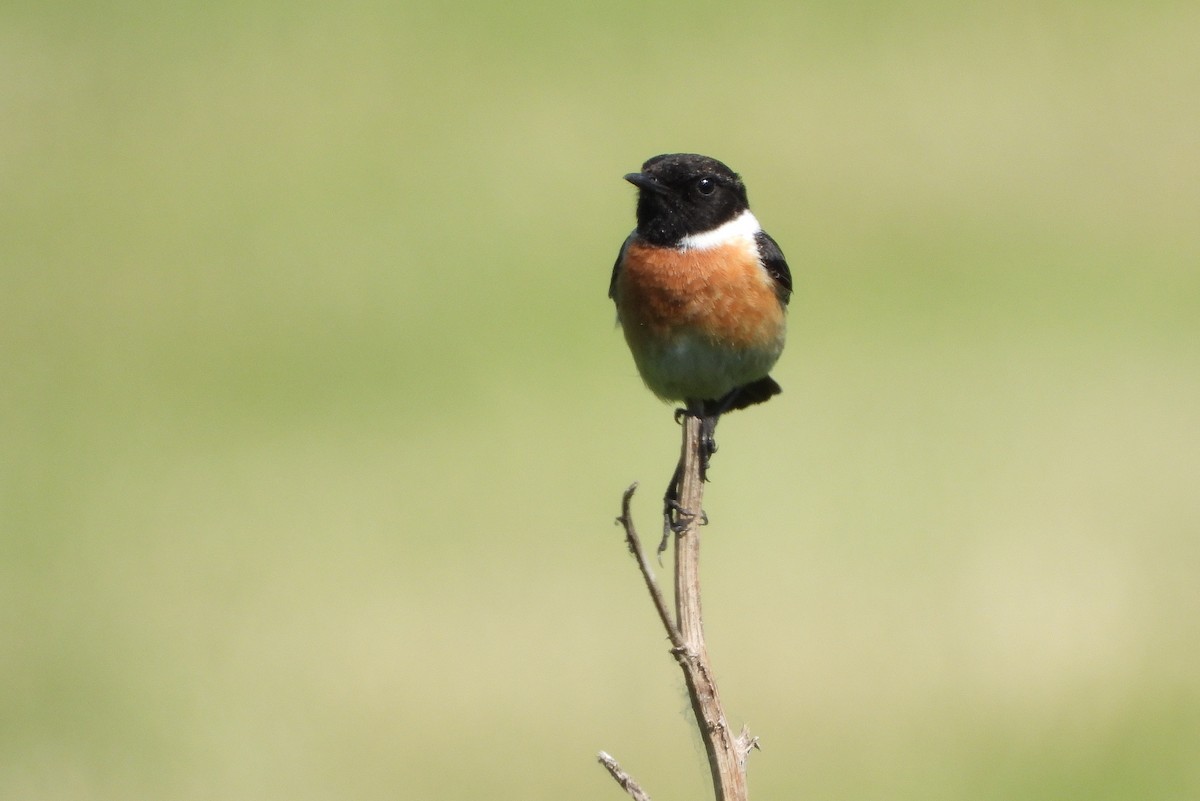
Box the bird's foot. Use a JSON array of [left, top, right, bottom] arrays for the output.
[[699, 414, 719, 482], [660, 498, 708, 554]]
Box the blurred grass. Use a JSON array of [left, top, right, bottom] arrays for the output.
[[2, 1, 1199, 800]]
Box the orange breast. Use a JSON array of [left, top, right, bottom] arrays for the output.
[[616, 239, 785, 350]]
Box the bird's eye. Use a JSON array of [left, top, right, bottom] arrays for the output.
[[696, 177, 716, 196]]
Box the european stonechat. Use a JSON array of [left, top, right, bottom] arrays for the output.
[[609, 153, 791, 531]]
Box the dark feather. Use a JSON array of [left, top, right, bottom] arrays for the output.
[[608, 233, 635, 300], [703, 376, 782, 416], [755, 230, 792, 304]]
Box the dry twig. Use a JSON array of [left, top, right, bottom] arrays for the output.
[[597, 751, 652, 801], [601, 415, 756, 801]]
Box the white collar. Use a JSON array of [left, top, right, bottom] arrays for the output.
[[679, 209, 761, 251]]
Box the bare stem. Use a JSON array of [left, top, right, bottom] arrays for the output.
[[673, 415, 752, 801], [605, 416, 756, 801]]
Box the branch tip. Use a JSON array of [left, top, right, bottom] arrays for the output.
[[597, 751, 652, 801]]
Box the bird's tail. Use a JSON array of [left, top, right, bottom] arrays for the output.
[[703, 376, 781, 417]]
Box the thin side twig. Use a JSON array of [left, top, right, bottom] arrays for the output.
[[616, 483, 683, 648], [597, 751, 652, 801]]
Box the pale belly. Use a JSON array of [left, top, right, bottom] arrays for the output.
[[624, 327, 785, 402]]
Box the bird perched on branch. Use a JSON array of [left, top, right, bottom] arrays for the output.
[[609, 153, 791, 539]]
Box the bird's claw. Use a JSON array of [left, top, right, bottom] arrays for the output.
[[662, 497, 704, 539]]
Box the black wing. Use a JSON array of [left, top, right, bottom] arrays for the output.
[[608, 232, 636, 300], [755, 230, 792, 305]]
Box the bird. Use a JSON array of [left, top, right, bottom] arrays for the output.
[[609, 153, 791, 537]]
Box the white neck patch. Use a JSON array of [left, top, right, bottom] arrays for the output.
[[679, 209, 761, 251]]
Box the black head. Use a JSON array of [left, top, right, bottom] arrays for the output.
[[624, 153, 750, 247]]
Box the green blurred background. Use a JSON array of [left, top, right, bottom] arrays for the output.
[[3, 1, 1198, 799]]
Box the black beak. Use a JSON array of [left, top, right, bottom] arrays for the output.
[[624, 172, 669, 194]]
